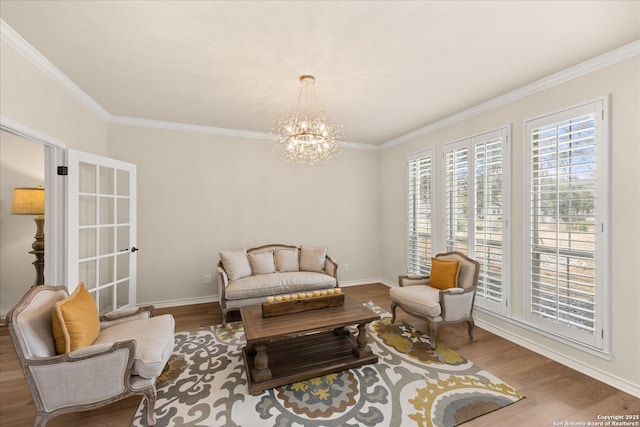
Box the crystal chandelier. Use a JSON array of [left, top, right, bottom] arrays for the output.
[[273, 75, 343, 164]]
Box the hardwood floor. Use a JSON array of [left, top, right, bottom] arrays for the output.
[[1, 283, 638, 426]]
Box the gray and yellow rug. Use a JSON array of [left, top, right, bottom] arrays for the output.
[[133, 302, 523, 426]]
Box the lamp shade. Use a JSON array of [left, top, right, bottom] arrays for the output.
[[10, 187, 45, 215]]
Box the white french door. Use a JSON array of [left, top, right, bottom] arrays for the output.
[[66, 149, 137, 314]]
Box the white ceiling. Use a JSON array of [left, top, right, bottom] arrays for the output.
[[1, 1, 639, 145]]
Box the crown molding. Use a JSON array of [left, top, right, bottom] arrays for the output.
[[0, 115, 66, 148], [110, 115, 380, 150], [338, 140, 381, 151], [381, 39, 640, 150], [3, 18, 636, 152], [2, 19, 380, 150], [110, 115, 271, 140], [1, 19, 112, 122]]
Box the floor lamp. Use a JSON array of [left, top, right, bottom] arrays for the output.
[[10, 186, 45, 286]]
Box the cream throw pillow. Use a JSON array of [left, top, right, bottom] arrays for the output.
[[274, 248, 300, 272], [248, 251, 276, 275], [51, 283, 100, 354], [220, 249, 252, 281], [299, 246, 327, 272]]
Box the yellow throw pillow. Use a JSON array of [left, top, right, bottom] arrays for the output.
[[429, 258, 460, 290], [52, 283, 100, 354]]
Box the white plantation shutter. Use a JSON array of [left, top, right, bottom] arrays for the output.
[[407, 149, 435, 275], [443, 129, 509, 313], [473, 130, 508, 311], [526, 100, 606, 349], [444, 144, 469, 253]]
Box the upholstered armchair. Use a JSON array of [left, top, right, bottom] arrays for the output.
[[390, 251, 480, 349], [7, 285, 175, 426]]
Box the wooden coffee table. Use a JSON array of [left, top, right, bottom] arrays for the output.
[[240, 295, 380, 395]]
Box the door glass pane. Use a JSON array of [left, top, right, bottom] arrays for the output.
[[99, 285, 114, 315], [99, 256, 114, 286], [117, 198, 129, 224], [79, 196, 96, 226], [116, 280, 129, 309], [117, 253, 129, 281], [99, 197, 114, 225], [99, 227, 115, 256], [79, 162, 96, 193], [99, 166, 114, 195], [79, 260, 96, 290], [79, 228, 96, 259], [117, 226, 129, 252], [117, 169, 130, 196]]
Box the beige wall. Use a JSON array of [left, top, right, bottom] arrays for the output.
[[379, 56, 640, 394], [107, 125, 381, 305], [0, 132, 44, 314], [0, 40, 108, 154], [1, 39, 110, 314]]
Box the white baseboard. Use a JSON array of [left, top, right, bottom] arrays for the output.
[[475, 318, 640, 399], [340, 278, 393, 287], [146, 295, 219, 309], [147, 278, 396, 308], [378, 278, 396, 288]]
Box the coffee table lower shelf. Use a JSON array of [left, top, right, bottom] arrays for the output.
[[242, 329, 378, 395]]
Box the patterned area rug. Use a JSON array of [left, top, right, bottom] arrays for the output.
[[133, 302, 523, 426]]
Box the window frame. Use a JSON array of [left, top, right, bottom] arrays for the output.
[[523, 98, 609, 352]]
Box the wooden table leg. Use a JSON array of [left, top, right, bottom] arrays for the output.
[[353, 323, 373, 358], [251, 344, 272, 382]]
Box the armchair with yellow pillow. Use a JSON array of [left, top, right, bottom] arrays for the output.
[[390, 251, 480, 349], [7, 284, 175, 426]]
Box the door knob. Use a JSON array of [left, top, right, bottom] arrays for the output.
[[131, 247, 139, 253]]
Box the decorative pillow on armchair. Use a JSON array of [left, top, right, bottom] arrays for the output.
[[299, 246, 327, 272], [51, 283, 100, 354], [429, 258, 460, 290]]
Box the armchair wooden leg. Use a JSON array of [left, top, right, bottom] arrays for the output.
[[221, 309, 228, 327], [390, 302, 398, 323], [467, 319, 475, 342], [429, 323, 438, 350], [144, 388, 157, 426]]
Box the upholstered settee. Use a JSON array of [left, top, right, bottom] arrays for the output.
[[217, 244, 338, 323]]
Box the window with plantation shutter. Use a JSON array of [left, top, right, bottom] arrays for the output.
[[407, 149, 435, 275], [474, 131, 509, 310], [443, 128, 510, 313], [444, 144, 469, 253], [525, 100, 608, 349]]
